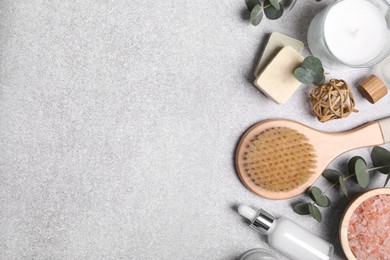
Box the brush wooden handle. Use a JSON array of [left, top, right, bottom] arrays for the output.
[[311, 118, 389, 166], [305, 118, 389, 193], [378, 117, 390, 143]]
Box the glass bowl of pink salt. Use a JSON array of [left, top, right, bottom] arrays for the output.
[[339, 188, 390, 260]]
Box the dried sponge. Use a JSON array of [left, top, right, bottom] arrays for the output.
[[310, 79, 358, 122]]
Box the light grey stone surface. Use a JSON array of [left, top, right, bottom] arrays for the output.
[[0, 0, 389, 259]]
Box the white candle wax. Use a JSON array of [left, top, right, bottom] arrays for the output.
[[324, 0, 388, 66]]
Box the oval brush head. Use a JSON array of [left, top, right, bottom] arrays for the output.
[[242, 127, 317, 192], [236, 124, 318, 199]]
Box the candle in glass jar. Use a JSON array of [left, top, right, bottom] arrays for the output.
[[308, 0, 390, 68], [325, 0, 387, 65]]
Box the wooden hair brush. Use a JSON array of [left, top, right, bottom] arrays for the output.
[[235, 117, 390, 200]]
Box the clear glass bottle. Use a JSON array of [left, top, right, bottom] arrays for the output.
[[238, 205, 334, 260]]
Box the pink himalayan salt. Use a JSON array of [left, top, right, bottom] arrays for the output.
[[348, 194, 390, 259]]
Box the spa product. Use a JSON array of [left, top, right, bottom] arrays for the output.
[[310, 79, 358, 122], [235, 117, 390, 199], [307, 0, 390, 68], [239, 248, 278, 260], [340, 188, 390, 260], [254, 46, 304, 104], [358, 75, 388, 104], [254, 32, 304, 77], [238, 204, 334, 260]]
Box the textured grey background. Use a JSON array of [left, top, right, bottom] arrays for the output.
[[1, 0, 389, 259]]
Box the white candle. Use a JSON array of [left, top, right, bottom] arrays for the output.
[[308, 0, 390, 68], [325, 0, 387, 65]]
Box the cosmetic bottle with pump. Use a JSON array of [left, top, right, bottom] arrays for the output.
[[238, 204, 334, 260]]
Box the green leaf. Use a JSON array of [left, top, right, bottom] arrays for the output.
[[339, 176, 348, 197], [348, 156, 369, 188], [309, 187, 330, 207], [294, 68, 311, 84], [264, 1, 283, 20], [315, 195, 331, 207], [250, 4, 263, 26], [323, 169, 343, 184], [371, 146, 390, 174], [293, 203, 310, 215], [356, 162, 369, 188], [348, 156, 364, 175], [313, 75, 325, 86], [308, 204, 322, 222], [294, 56, 325, 86], [309, 186, 322, 201], [269, 0, 280, 10], [246, 0, 259, 11], [384, 174, 390, 187]]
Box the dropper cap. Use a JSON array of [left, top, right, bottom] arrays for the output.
[[238, 204, 275, 234]]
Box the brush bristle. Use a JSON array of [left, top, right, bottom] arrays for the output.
[[242, 127, 317, 192]]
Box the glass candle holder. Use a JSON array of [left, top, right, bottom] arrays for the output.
[[307, 0, 390, 68], [239, 248, 278, 260]]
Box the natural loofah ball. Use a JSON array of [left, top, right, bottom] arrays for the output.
[[309, 79, 358, 123]]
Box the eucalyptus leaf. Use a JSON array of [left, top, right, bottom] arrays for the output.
[[323, 169, 343, 184], [246, 0, 259, 11], [302, 56, 323, 70], [384, 174, 390, 187], [269, 0, 280, 10], [264, 0, 283, 20], [356, 161, 369, 188], [339, 176, 348, 197], [314, 75, 325, 86], [348, 156, 369, 188], [294, 56, 325, 86], [309, 186, 322, 201], [293, 203, 310, 215], [348, 156, 364, 175], [371, 146, 390, 174], [309, 187, 330, 207], [293, 67, 318, 84], [315, 194, 331, 207], [250, 4, 263, 26], [308, 204, 322, 222]]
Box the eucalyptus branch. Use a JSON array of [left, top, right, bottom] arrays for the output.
[[320, 180, 340, 196], [263, 0, 283, 9], [245, 0, 322, 26], [289, 0, 298, 10], [293, 146, 390, 222], [366, 164, 390, 172]]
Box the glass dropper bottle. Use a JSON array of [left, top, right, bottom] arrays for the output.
[[238, 204, 334, 260]]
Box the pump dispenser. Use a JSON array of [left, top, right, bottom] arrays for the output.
[[238, 204, 334, 260]]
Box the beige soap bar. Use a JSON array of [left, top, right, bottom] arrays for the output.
[[255, 46, 304, 104], [254, 32, 304, 78]]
